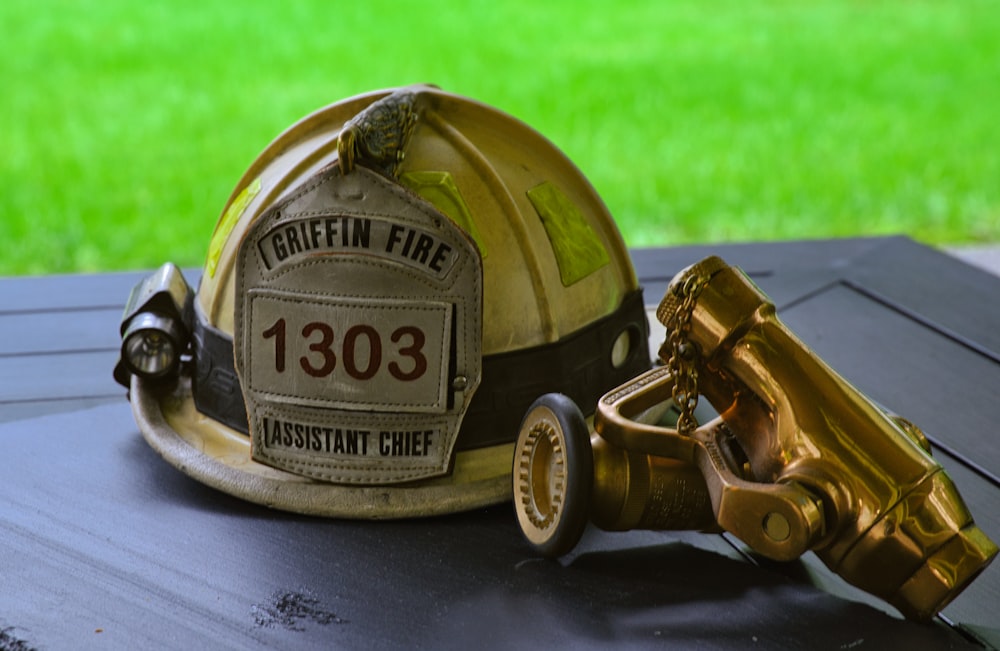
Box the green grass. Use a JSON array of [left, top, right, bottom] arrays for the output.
[[2, 1, 999, 276]]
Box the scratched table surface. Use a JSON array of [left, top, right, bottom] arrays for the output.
[[1, 236, 998, 651]]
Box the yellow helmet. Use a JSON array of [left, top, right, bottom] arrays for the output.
[[115, 85, 649, 517]]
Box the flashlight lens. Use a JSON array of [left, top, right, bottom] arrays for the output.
[[122, 312, 183, 379], [125, 330, 176, 377]]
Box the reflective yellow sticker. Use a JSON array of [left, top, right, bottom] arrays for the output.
[[400, 171, 487, 259], [527, 181, 609, 286], [206, 177, 262, 277]]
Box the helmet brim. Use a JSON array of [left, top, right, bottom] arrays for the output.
[[131, 376, 513, 518]]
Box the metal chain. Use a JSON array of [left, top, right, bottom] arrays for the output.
[[664, 273, 709, 435]]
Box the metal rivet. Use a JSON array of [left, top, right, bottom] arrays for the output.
[[763, 512, 791, 542]]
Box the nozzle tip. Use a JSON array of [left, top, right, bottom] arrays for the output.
[[893, 523, 998, 621]]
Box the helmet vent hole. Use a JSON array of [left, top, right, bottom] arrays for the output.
[[610, 327, 638, 369]]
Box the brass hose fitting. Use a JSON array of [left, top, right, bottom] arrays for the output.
[[513, 256, 997, 621]]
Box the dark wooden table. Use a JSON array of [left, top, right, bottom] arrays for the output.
[[2, 236, 998, 650]]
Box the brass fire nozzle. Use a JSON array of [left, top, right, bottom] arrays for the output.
[[513, 256, 996, 621]]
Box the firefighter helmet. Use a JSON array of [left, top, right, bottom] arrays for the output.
[[116, 85, 650, 517]]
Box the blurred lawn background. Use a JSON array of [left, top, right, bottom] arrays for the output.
[[2, 0, 998, 276]]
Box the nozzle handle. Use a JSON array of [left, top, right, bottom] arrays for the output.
[[596, 367, 825, 561], [696, 432, 825, 560]]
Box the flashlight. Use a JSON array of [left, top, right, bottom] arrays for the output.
[[114, 262, 193, 386]]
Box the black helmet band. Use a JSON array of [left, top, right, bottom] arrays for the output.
[[191, 287, 649, 452]]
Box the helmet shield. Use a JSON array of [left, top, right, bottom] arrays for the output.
[[234, 165, 483, 484]]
